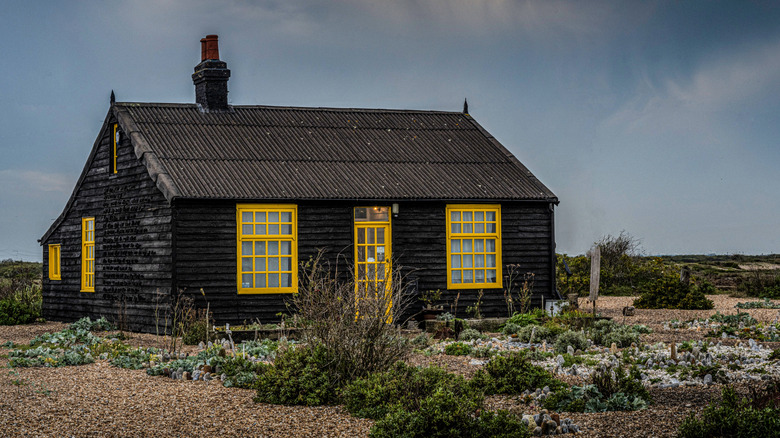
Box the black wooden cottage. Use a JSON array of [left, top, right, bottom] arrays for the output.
[[40, 35, 559, 332]]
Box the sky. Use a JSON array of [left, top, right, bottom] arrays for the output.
[[1, 0, 779, 261]]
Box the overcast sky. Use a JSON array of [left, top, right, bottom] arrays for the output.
[[1, 0, 779, 261]]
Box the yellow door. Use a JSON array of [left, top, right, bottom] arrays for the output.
[[354, 207, 392, 300]]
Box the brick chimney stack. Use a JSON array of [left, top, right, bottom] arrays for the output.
[[192, 35, 231, 112]]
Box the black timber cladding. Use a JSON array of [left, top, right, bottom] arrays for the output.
[[117, 103, 557, 201], [40, 111, 173, 332], [174, 199, 556, 324]]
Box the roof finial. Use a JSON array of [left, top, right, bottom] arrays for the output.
[[110, 90, 115, 105], [463, 98, 468, 115]]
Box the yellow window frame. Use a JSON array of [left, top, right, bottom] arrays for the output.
[[236, 204, 298, 294], [81, 218, 95, 292], [445, 204, 502, 289], [353, 207, 392, 293], [112, 123, 118, 174], [48, 244, 61, 281]]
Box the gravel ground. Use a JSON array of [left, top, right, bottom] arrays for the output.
[[1, 295, 778, 437]]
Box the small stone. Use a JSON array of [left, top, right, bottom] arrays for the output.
[[610, 343, 618, 354], [703, 374, 713, 385], [183, 371, 191, 380], [203, 365, 213, 373], [567, 345, 575, 356], [551, 413, 560, 424], [533, 426, 542, 436], [204, 372, 211, 381]]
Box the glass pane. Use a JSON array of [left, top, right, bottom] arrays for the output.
[[368, 246, 376, 261], [452, 270, 462, 284], [242, 212, 253, 223], [451, 223, 461, 233], [242, 274, 253, 288], [474, 239, 484, 252], [256, 212, 266, 222], [463, 223, 473, 233], [256, 274, 266, 288], [268, 241, 279, 255], [358, 246, 366, 262], [475, 254, 484, 268], [450, 211, 460, 222], [463, 211, 472, 221], [355, 208, 368, 221], [377, 229, 384, 244], [269, 224, 279, 235], [475, 223, 485, 233], [269, 257, 279, 271], [486, 239, 495, 252], [464, 255, 473, 268], [451, 239, 461, 253], [269, 212, 279, 222], [242, 224, 253, 235], [463, 270, 473, 283], [358, 265, 366, 278], [255, 257, 266, 271], [281, 273, 292, 287], [486, 223, 496, 233], [451, 255, 460, 269], [358, 228, 365, 244], [486, 270, 497, 282], [242, 241, 253, 255], [377, 247, 385, 261], [486, 254, 496, 268], [378, 267, 385, 280], [368, 228, 375, 244], [242, 257, 252, 271], [281, 212, 292, 222], [476, 270, 485, 283], [463, 239, 472, 252], [368, 264, 376, 279], [268, 273, 279, 287], [281, 257, 291, 271], [281, 224, 292, 235], [475, 211, 484, 221], [486, 211, 496, 221], [368, 207, 389, 222], [255, 224, 266, 235], [280, 241, 291, 255]]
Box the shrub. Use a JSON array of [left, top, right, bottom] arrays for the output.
[[471, 351, 564, 395], [514, 322, 562, 344], [291, 251, 411, 385], [554, 330, 588, 353], [502, 322, 522, 336], [445, 342, 473, 356], [544, 366, 649, 413], [0, 285, 42, 325], [678, 385, 780, 438], [633, 273, 714, 310], [410, 333, 432, 348], [590, 319, 642, 348], [70, 316, 114, 332], [505, 312, 541, 328], [253, 343, 338, 406], [343, 363, 477, 420], [458, 328, 485, 341]]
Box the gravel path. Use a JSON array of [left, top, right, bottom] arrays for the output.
[[1, 295, 777, 437]]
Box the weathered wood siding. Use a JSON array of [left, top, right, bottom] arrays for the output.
[[173, 200, 556, 325], [41, 114, 173, 332]]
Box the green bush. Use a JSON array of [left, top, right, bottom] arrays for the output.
[[678, 385, 780, 438], [458, 328, 485, 341], [505, 312, 541, 327], [633, 274, 714, 310], [444, 342, 473, 356], [182, 318, 209, 345], [502, 322, 522, 336], [554, 330, 588, 353], [544, 366, 650, 413], [343, 363, 478, 420], [69, 316, 114, 332], [514, 322, 563, 344], [0, 285, 41, 325], [589, 319, 644, 348], [369, 385, 528, 438], [253, 343, 338, 406], [471, 351, 564, 395]]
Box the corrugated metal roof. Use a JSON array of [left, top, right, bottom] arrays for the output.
[[115, 103, 556, 201]]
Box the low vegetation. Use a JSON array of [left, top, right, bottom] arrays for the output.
[[0, 260, 42, 325]]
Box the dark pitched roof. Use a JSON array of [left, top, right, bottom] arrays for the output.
[[113, 102, 556, 202]]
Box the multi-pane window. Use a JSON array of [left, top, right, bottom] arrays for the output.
[[446, 205, 502, 289], [81, 218, 95, 292], [112, 123, 119, 174], [48, 244, 61, 281], [354, 207, 392, 293], [237, 204, 297, 293]]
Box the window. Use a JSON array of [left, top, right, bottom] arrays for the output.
[[354, 207, 392, 293], [81, 218, 95, 292], [48, 244, 61, 281], [446, 205, 502, 289], [112, 123, 119, 174], [237, 204, 297, 294]]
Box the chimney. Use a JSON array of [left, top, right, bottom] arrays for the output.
[[192, 35, 231, 112]]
